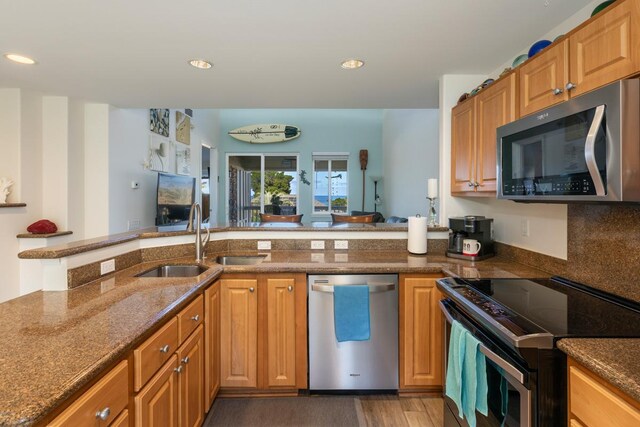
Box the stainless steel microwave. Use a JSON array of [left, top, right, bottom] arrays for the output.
[[497, 79, 640, 202]]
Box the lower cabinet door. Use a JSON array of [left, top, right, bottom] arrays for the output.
[[220, 279, 258, 388], [178, 325, 205, 427], [266, 277, 297, 387], [135, 355, 179, 427], [399, 275, 443, 389], [205, 281, 221, 409]]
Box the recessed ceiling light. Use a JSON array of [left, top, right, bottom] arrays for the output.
[[341, 59, 364, 70], [189, 59, 212, 69], [4, 53, 36, 65]]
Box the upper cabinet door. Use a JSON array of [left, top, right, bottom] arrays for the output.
[[519, 39, 569, 117], [475, 73, 517, 194], [451, 100, 476, 193], [570, 0, 640, 97]]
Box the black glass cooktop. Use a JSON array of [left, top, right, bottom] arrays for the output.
[[443, 276, 640, 339]]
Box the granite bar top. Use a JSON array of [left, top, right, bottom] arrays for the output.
[[558, 338, 640, 403], [0, 252, 544, 425], [18, 223, 450, 259], [16, 231, 73, 239]]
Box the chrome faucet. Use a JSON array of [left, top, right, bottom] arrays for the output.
[[187, 202, 211, 262]]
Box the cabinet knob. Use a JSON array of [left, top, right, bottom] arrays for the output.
[[249, 287, 255, 293], [190, 314, 200, 322], [287, 285, 293, 292], [565, 82, 577, 91], [181, 356, 190, 364], [468, 181, 475, 187], [552, 87, 563, 95], [175, 365, 183, 374], [474, 182, 480, 188], [95, 407, 111, 421], [159, 344, 170, 353]]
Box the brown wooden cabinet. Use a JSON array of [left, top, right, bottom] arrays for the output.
[[177, 325, 204, 427], [518, 0, 640, 117], [519, 40, 568, 117], [220, 278, 259, 388], [135, 354, 180, 427], [451, 73, 517, 195], [568, 357, 640, 427], [399, 274, 444, 390], [204, 281, 221, 410], [219, 273, 307, 394]]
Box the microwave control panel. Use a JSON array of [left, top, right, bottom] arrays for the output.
[[502, 176, 598, 196]]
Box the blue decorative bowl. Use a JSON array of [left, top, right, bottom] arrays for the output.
[[528, 40, 552, 58], [512, 54, 528, 68], [591, 1, 616, 17]]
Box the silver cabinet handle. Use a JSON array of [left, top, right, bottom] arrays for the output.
[[473, 182, 480, 188], [584, 104, 606, 196], [287, 285, 293, 292], [181, 356, 190, 364], [552, 88, 563, 95], [175, 366, 183, 374], [191, 314, 200, 322], [159, 344, 170, 353], [468, 181, 475, 187], [565, 82, 577, 91], [95, 407, 110, 421], [311, 283, 396, 293], [249, 287, 255, 293]]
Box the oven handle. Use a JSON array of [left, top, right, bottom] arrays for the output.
[[311, 283, 396, 293], [439, 300, 525, 384], [585, 104, 606, 196]]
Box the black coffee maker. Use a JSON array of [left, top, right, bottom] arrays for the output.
[[446, 216, 495, 261]]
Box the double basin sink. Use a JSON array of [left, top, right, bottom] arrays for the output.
[[136, 255, 266, 278]]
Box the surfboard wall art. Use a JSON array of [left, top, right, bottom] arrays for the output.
[[228, 124, 301, 144]]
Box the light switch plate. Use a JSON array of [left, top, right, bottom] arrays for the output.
[[257, 241, 271, 250], [100, 259, 115, 275], [334, 240, 349, 250], [311, 240, 325, 250]]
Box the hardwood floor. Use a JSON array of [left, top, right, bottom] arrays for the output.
[[358, 396, 443, 427]]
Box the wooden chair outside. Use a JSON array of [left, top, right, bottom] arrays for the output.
[[259, 213, 303, 223], [331, 213, 375, 223]]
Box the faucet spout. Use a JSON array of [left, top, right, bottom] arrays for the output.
[[189, 202, 207, 262]]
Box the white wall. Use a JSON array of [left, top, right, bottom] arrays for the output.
[[436, 1, 603, 260], [382, 109, 439, 218]]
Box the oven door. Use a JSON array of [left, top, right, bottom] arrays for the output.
[[440, 300, 533, 427]]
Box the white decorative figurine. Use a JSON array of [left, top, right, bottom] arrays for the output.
[[0, 177, 14, 203]]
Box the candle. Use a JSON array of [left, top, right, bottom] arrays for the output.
[[427, 178, 438, 199]]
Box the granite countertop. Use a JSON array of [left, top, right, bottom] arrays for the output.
[[0, 252, 543, 425], [18, 223, 449, 260], [558, 338, 640, 403]]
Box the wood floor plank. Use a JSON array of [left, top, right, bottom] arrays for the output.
[[422, 398, 444, 426], [404, 411, 436, 427], [400, 397, 427, 412], [359, 396, 410, 427]]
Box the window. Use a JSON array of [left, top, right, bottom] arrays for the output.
[[313, 154, 348, 214], [226, 154, 299, 223]]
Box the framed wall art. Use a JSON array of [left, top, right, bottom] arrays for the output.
[[150, 108, 170, 137]]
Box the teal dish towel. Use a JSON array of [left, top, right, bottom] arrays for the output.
[[445, 320, 489, 427], [333, 285, 370, 342], [445, 320, 467, 418]]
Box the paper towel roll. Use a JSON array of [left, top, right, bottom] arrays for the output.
[[408, 215, 428, 254]]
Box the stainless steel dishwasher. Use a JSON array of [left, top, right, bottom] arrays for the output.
[[308, 274, 398, 391]]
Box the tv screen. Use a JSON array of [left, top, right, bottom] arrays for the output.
[[156, 173, 195, 225]]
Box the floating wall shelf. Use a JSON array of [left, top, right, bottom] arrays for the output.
[[0, 203, 26, 208]]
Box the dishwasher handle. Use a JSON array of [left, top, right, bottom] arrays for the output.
[[311, 283, 396, 293]]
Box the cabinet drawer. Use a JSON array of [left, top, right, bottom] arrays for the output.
[[134, 317, 178, 392], [49, 360, 128, 427], [178, 295, 203, 344], [569, 362, 640, 427], [110, 409, 129, 427]]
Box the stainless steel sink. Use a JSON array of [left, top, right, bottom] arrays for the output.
[[216, 255, 266, 265], [136, 265, 208, 278]]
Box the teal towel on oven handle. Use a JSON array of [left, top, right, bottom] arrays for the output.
[[333, 285, 370, 342]]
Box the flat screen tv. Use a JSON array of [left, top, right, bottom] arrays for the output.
[[156, 173, 195, 225]]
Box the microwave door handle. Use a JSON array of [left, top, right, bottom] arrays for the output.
[[585, 104, 606, 196]]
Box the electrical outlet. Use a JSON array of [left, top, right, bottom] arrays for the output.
[[311, 240, 325, 250], [521, 218, 530, 237], [128, 219, 140, 230], [100, 259, 115, 275], [130, 181, 139, 189], [257, 241, 271, 250], [334, 240, 349, 250]]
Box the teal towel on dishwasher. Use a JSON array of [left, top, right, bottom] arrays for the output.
[[333, 285, 370, 342], [445, 320, 467, 418], [445, 320, 489, 427]]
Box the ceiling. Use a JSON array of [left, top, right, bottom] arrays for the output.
[[0, 0, 591, 108]]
